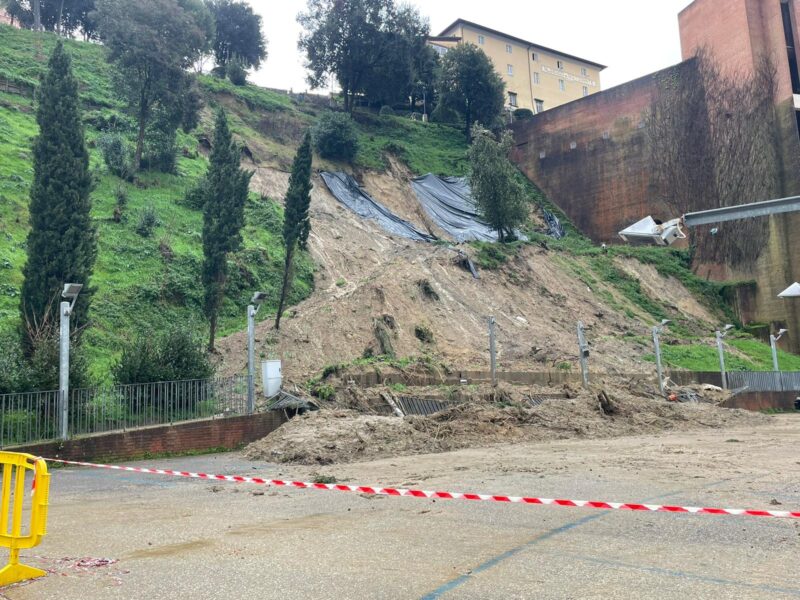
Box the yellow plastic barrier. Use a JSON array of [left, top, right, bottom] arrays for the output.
[[0, 452, 49, 586]]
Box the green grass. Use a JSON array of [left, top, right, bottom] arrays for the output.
[[641, 336, 800, 372]]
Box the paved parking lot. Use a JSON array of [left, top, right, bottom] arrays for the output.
[[4, 415, 800, 599]]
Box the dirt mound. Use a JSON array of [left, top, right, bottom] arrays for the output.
[[244, 386, 766, 465]]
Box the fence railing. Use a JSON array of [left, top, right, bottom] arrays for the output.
[[727, 371, 800, 393], [0, 376, 250, 448]]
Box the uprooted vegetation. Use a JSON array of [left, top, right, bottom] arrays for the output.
[[244, 381, 766, 465]]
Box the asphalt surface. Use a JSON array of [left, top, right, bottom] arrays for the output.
[[3, 416, 800, 599]]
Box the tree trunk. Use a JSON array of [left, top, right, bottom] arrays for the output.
[[134, 112, 146, 170], [274, 247, 294, 331], [208, 312, 217, 352]]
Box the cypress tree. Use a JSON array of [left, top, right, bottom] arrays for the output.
[[275, 131, 313, 331], [202, 109, 251, 350], [20, 40, 96, 353]]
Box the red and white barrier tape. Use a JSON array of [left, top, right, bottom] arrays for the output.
[[44, 457, 800, 520]]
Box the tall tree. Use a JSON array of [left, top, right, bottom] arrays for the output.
[[205, 0, 266, 71], [93, 0, 212, 169], [20, 40, 96, 352], [298, 0, 427, 112], [4, 0, 96, 35], [438, 43, 505, 141], [275, 131, 313, 331], [468, 127, 528, 242], [201, 109, 251, 350]]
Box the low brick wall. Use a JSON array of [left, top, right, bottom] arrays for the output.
[[9, 411, 287, 462], [721, 391, 799, 412]]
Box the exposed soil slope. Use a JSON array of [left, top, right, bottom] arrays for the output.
[[217, 166, 716, 383]]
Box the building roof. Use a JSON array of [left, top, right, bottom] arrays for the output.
[[437, 18, 607, 70]]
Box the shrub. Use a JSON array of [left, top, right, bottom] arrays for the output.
[[113, 185, 128, 223], [379, 105, 395, 117], [97, 133, 133, 180], [430, 103, 460, 125], [414, 325, 434, 344], [311, 111, 359, 161], [142, 127, 178, 173], [0, 332, 32, 394], [226, 60, 248, 86], [114, 327, 213, 385], [182, 185, 207, 210], [135, 206, 160, 237], [513, 108, 535, 120]]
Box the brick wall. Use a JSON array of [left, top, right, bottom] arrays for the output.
[[9, 412, 287, 462], [511, 61, 694, 242]]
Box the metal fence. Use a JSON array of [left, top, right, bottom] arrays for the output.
[[0, 376, 250, 448], [727, 372, 800, 393]]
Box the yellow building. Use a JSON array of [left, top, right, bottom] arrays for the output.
[[429, 19, 605, 114]]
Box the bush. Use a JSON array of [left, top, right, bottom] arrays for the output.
[[226, 60, 248, 86], [181, 185, 207, 210], [414, 325, 434, 343], [97, 133, 133, 180], [513, 108, 535, 120], [142, 127, 178, 174], [430, 103, 460, 125], [0, 332, 32, 394], [311, 111, 359, 161], [379, 105, 395, 117], [135, 206, 160, 237], [114, 328, 213, 385]]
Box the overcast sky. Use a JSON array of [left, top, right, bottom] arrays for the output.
[[246, 0, 695, 94]]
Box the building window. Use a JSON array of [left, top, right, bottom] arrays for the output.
[[532, 52, 538, 61], [507, 64, 514, 76], [508, 92, 518, 107], [478, 35, 485, 45], [535, 99, 544, 113], [582, 86, 589, 97], [581, 67, 588, 76], [506, 43, 513, 53], [557, 60, 564, 70], [559, 79, 565, 91], [533, 72, 540, 85]]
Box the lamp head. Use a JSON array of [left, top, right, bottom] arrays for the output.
[[62, 283, 82, 299], [723, 324, 734, 332], [660, 319, 671, 326], [777, 328, 788, 337], [250, 291, 268, 305]]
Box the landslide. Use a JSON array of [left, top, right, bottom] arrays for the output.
[[243, 382, 766, 465], [216, 162, 719, 383]]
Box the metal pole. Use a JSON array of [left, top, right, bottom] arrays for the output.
[[770, 335, 780, 372], [247, 304, 256, 414], [59, 301, 70, 440], [716, 331, 728, 390], [653, 326, 665, 394], [488, 316, 497, 387], [577, 321, 589, 387]]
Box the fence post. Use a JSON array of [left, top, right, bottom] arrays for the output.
[[58, 301, 70, 440], [488, 316, 497, 387], [577, 321, 589, 388]]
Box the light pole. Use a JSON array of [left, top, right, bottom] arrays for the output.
[[247, 292, 268, 414], [715, 324, 734, 389], [59, 283, 82, 440], [488, 316, 497, 387], [770, 328, 788, 372], [652, 319, 671, 394]]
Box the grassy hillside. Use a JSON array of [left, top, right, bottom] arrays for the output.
[[0, 25, 472, 383]]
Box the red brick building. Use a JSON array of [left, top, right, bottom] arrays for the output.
[[511, 0, 800, 352]]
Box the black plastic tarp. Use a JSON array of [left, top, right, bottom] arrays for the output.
[[410, 174, 499, 243], [320, 172, 437, 243]]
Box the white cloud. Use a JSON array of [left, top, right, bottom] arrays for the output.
[[246, 0, 693, 93]]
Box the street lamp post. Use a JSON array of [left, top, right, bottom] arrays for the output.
[[715, 324, 734, 390], [770, 328, 788, 372], [652, 319, 671, 395], [577, 321, 590, 388], [247, 292, 268, 414], [59, 283, 82, 440]]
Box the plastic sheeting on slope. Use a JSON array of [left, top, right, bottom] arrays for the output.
[[320, 171, 437, 243], [410, 174, 499, 242]]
